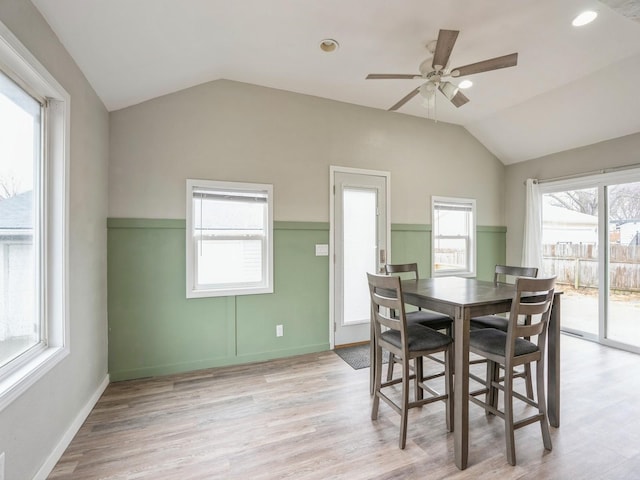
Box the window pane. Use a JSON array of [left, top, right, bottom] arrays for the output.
[[607, 182, 640, 347], [196, 239, 263, 285], [542, 188, 599, 336], [0, 71, 41, 368], [343, 187, 377, 325], [434, 209, 470, 236], [434, 238, 467, 272], [193, 195, 265, 234]]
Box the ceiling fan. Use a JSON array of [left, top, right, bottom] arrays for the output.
[[366, 29, 518, 111]]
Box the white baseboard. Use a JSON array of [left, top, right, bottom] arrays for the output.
[[33, 374, 110, 480]]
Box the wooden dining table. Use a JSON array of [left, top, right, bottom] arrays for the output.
[[372, 276, 562, 470]]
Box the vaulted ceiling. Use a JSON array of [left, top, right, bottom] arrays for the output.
[[31, 0, 640, 164]]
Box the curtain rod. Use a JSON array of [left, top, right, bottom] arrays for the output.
[[529, 161, 640, 185]]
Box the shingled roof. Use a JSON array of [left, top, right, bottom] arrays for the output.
[[0, 191, 32, 230]]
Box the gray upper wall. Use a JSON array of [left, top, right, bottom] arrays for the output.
[[505, 131, 640, 266], [0, 1, 109, 479], [109, 79, 506, 226]]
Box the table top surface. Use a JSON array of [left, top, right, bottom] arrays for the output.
[[400, 276, 559, 308]]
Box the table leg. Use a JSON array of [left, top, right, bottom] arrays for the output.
[[547, 294, 561, 427], [369, 313, 375, 396], [454, 306, 469, 470]]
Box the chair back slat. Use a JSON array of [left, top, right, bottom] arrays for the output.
[[384, 263, 419, 280], [494, 265, 538, 284], [514, 321, 545, 339]]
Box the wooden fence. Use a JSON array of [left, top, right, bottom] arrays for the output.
[[543, 243, 640, 292]]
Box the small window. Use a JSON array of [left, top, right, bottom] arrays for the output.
[[432, 196, 476, 277], [186, 179, 273, 298]]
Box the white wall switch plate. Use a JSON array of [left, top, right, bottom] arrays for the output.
[[315, 244, 329, 256], [276, 324, 284, 337]]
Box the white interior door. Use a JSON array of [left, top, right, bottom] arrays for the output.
[[331, 168, 389, 347]]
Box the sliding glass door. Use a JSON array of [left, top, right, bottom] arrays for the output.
[[542, 187, 599, 339], [540, 173, 640, 353], [606, 181, 640, 348]]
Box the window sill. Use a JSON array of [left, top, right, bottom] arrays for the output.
[[0, 345, 69, 413], [187, 285, 273, 299]]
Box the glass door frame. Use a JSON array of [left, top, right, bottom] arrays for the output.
[[329, 166, 391, 349], [539, 168, 640, 354]]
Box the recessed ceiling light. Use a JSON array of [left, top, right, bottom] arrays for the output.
[[572, 10, 598, 26], [458, 80, 473, 89], [319, 39, 339, 53]]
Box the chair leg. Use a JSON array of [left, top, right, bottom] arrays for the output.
[[386, 353, 395, 381], [524, 363, 534, 400], [445, 345, 454, 432], [371, 344, 383, 421], [399, 356, 410, 449], [485, 360, 499, 416], [504, 364, 517, 466], [415, 357, 424, 401], [536, 359, 553, 451], [447, 324, 455, 375]]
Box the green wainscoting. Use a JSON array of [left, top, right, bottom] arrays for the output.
[[107, 219, 505, 381]]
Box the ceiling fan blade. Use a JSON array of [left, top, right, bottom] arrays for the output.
[[389, 87, 420, 111], [432, 30, 459, 71], [450, 90, 469, 108], [451, 53, 518, 77], [366, 74, 419, 80], [438, 82, 469, 107]]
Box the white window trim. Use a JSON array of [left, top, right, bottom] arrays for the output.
[[186, 179, 274, 298], [0, 20, 70, 412], [431, 196, 477, 278]]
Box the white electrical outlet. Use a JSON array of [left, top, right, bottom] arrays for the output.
[[0, 451, 5, 480], [276, 324, 284, 337]]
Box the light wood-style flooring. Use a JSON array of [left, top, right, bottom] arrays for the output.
[[49, 335, 640, 479]]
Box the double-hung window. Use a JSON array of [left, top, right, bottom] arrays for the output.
[[432, 196, 476, 277], [0, 20, 69, 411], [186, 179, 273, 298]]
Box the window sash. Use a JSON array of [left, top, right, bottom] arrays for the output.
[[186, 179, 273, 298], [0, 67, 45, 375], [432, 196, 476, 277]]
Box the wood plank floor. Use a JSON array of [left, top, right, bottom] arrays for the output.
[[49, 335, 640, 479]]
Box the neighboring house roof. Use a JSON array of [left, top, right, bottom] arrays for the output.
[[544, 205, 598, 227], [0, 191, 32, 230]]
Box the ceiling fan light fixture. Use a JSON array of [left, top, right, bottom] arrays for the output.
[[458, 80, 473, 89], [319, 39, 339, 53], [440, 81, 459, 100], [419, 82, 437, 98], [572, 10, 598, 26]]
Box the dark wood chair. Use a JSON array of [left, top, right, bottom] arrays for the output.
[[470, 265, 538, 399], [367, 273, 453, 449], [468, 276, 556, 465], [384, 263, 453, 382], [470, 265, 539, 331]]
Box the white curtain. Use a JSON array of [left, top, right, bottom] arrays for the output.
[[522, 178, 543, 272]]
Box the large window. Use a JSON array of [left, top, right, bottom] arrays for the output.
[[0, 20, 69, 411], [186, 179, 273, 298], [432, 196, 476, 277]]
